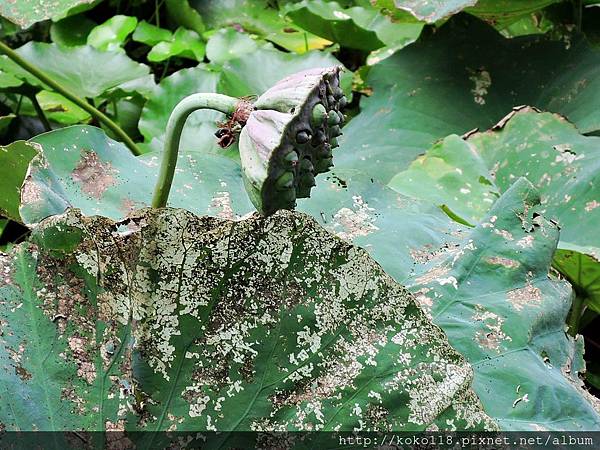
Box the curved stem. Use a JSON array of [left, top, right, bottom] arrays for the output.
[[0, 40, 142, 156], [151, 93, 240, 208]]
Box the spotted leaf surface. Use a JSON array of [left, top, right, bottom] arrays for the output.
[[0, 0, 97, 28], [19, 126, 254, 226], [407, 179, 600, 430], [16, 124, 466, 290], [0, 208, 496, 439], [389, 109, 600, 314], [336, 14, 600, 183]]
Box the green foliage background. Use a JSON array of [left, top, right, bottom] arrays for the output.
[[1, 0, 600, 436]]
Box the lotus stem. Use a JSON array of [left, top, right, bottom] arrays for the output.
[[151, 93, 241, 208], [0, 40, 143, 156]]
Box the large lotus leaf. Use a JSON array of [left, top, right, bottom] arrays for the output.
[[406, 178, 600, 430], [0, 207, 496, 438], [298, 169, 465, 283], [0, 140, 38, 222], [189, 0, 332, 53], [0, 42, 150, 99], [336, 14, 600, 183], [283, 0, 423, 51], [390, 109, 600, 313], [19, 126, 254, 226], [16, 125, 465, 288], [0, 0, 98, 28], [139, 49, 345, 155]]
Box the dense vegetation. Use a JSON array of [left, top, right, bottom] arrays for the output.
[[0, 0, 599, 442]]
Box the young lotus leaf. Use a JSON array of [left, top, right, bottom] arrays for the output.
[[0, 207, 496, 441], [240, 66, 347, 216], [407, 178, 600, 430]]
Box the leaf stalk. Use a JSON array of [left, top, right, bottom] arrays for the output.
[[0, 40, 143, 156]]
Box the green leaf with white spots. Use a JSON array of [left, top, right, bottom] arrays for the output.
[[388, 134, 499, 224], [336, 14, 600, 183], [407, 178, 600, 430], [283, 0, 423, 52], [0, 207, 496, 436], [0, 42, 150, 99], [0, 0, 99, 28], [19, 125, 254, 226], [389, 108, 600, 333], [297, 169, 466, 283], [0, 140, 38, 222]]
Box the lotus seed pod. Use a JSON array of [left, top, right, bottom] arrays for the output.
[[239, 66, 345, 216]]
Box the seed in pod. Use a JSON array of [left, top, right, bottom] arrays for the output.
[[239, 66, 346, 216], [311, 129, 326, 146], [276, 171, 294, 190], [338, 96, 347, 109], [315, 157, 333, 173], [283, 150, 299, 167], [330, 125, 342, 137], [296, 130, 311, 144], [300, 158, 314, 173], [328, 110, 341, 126], [311, 103, 327, 126]]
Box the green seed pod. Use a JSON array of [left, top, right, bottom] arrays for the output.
[[239, 66, 345, 216]]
